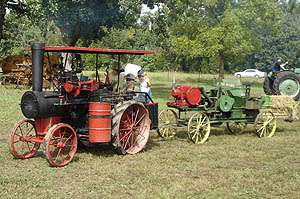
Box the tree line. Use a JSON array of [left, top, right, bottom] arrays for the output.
[[1, 0, 300, 78]]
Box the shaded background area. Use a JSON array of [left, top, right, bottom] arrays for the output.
[[1, 0, 300, 79]]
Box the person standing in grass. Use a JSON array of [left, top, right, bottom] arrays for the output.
[[137, 69, 152, 103]]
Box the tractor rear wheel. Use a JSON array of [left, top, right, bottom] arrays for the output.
[[255, 110, 277, 138], [263, 77, 275, 95], [112, 101, 150, 155], [272, 71, 300, 100]]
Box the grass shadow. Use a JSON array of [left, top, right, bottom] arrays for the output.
[[143, 137, 161, 152], [169, 126, 259, 141], [77, 143, 116, 157]]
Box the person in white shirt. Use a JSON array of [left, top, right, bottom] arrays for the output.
[[137, 69, 152, 102]]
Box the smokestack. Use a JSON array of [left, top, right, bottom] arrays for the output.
[[31, 43, 45, 92]]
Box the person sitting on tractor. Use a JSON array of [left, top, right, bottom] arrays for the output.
[[105, 63, 125, 92], [271, 58, 291, 73], [60, 53, 80, 82], [137, 69, 152, 102], [124, 73, 136, 92], [280, 61, 290, 70], [271, 59, 282, 73]]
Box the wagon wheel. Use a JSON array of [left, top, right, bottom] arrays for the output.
[[3, 76, 15, 89], [112, 102, 150, 155], [187, 112, 210, 144], [8, 119, 40, 159], [15, 75, 22, 89], [254, 110, 277, 138], [226, 122, 247, 134], [156, 109, 178, 138], [22, 77, 31, 89], [44, 123, 77, 167]]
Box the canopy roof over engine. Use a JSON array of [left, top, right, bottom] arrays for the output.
[[44, 46, 157, 55]]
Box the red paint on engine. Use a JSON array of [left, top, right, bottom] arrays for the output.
[[64, 80, 99, 97], [35, 117, 62, 135], [64, 81, 80, 96], [167, 85, 202, 108]]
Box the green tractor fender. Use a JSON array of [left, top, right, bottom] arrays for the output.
[[217, 95, 235, 112]]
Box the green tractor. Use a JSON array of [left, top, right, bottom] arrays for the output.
[[263, 62, 300, 101], [157, 79, 297, 144]]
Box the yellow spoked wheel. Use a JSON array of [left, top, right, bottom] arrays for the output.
[[187, 112, 210, 144], [156, 109, 178, 138], [255, 110, 277, 138], [226, 122, 247, 134]]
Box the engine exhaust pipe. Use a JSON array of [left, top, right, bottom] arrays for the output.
[[31, 43, 45, 92]]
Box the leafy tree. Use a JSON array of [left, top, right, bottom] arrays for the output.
[[84, 26, 162, 70], [0, 0, 65, 57], [41, 0, 144, 46], [0, 13, 63, 57], [242, 0, 300, 70], [162, 0, 254, 78], [0, 0, 27, 40], [1, 0, 300, 75]]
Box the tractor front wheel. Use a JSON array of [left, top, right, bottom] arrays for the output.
[[8, 119, 40, 159], [44, 123, 77, 167], [187, 112, 210, 144], [156, 109, 178, 138]]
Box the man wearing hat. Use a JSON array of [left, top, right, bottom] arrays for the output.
[[106, 62, 125, 92], [123, 73, 136, 92]]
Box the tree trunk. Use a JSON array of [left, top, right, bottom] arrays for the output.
[[218, 53, 225, 79]]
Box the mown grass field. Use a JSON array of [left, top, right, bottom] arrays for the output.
[[0, 72, 299, 198]]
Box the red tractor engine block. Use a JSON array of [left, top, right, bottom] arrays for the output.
[[167, 85, 202, 108], [64, 80, 99, 97]]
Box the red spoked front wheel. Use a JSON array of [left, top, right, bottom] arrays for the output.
[[114, 103, 150, 155], [44, 123, 77, 167], [8, 119, 40, 159]]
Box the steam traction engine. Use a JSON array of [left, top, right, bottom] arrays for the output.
[[157, 80, 288, 144], [8, 43, 158, 167]]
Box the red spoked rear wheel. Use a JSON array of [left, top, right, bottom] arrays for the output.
[[44, 123, 77, 167], [114, 103, 150, 155], [9, 119, 40, 159]]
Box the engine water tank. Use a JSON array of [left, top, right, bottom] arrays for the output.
[[88, 102, 112, 143]]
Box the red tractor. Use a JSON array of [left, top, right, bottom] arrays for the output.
[[8, 43, 158, 167]]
